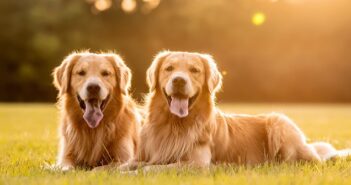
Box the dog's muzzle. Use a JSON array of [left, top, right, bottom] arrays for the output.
[[77, 83, 110, 128], [164, 76, 198, 118]]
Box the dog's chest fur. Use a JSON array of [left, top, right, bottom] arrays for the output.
[[140, 93, 213, 164], [141, 116, 210, 164], [63, 121, 116, 167]]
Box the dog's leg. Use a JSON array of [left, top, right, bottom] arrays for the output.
[[331, 149, 351, 160], [57, 139, 75, 171], [57, 155, 75, 171], [93, 161, 146, 171], [296, 144, 321, 162], [140, 162, 203, 173], [141, 163, 186, 172], [118, 161, 146, 171], [310, 142, 337, 161], [277, 142, 321, 163], [188, 144, 212, 167], [267, 113, 321, 163], [57, 154, 75, 171], [311, 142, 351, 161], [92, 162, 124, 171], [277, 135, 322, 163], [141, 144, 211, 172]]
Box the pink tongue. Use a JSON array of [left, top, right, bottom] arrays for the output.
[[83, 100, 103, 128], [170, 97, 189, 118]]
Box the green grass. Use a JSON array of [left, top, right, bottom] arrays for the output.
[[1, 103, 351, 185]]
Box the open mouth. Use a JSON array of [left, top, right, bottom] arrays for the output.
[[77, 94, 110, 128], [77, 94, 110, 111], [163, 89, 199, 118]]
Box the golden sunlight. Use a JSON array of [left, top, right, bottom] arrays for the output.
[[94, 0, 112, 11], [252, 12, 266, 26], [121, 0, 137, 13], [142, 0, 161, 13]]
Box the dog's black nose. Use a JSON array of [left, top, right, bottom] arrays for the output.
[[172, 77, 186, 87], [87, 84, 100, 94]]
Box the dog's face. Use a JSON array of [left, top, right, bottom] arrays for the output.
[[71, 56, 115, 128], [159, 53, 205, 118], [53, 52, 131, 128], [147, 51, 222, 118]]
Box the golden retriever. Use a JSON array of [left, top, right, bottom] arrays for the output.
[[132, 51, 350, 170], [52, 51, 141, 171]]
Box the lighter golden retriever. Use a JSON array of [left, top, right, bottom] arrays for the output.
[[52, 51, 141, 171], [129, 51, 350, 170]]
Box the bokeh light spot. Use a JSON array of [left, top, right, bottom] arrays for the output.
[[222, 70, 227, 76], [121, 0, 137, 13], [94, 0, 112, 11], [141, 0, 160, 13], [252, 12, 266, 26]]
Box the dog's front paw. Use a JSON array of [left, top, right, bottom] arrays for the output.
[[42, 162, 74, 172], [61, 165, 74, 172], [42, 162, 59, 171], [92, 165, 112, 171], [120, 170, 138, 175], [56, 162, 75, 172], [118, 161, 143, 171], [92, 162, 126, 171]]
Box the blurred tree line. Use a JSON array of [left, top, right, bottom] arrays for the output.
[[0, 0, 351, 102]]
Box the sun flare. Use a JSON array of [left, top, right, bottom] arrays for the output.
[[252, 12, 266, 26]]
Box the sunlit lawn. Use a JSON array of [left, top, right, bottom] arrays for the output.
[[1, 103, 351, 185]]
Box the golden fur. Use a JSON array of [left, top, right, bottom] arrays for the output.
[[53, 51, 141, 170], [135, 51, 350, 169]]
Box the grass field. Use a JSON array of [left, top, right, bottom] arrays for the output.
[[1, 103, 351, 185]]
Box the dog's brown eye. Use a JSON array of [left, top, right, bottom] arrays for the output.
[[101, 70, 110, 77], [190, 67, 200, 73], [78, 70, 86, 76], [165, 66, 174, 72]]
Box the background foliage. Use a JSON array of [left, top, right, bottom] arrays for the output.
[[1, 0, 351, 102]]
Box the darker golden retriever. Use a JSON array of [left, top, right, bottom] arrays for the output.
[[53, 51, 141, 170], [131, 51, 350, 170]]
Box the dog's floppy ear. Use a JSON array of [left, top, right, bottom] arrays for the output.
[[146, 51, 171, 92], [147, 51, 171, 91], [200, 54, 222, 94], [52, 53, 80, 96], [105, 54, 132, 95]]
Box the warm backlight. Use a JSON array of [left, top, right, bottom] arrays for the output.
[[252, 12, 266, 26]]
